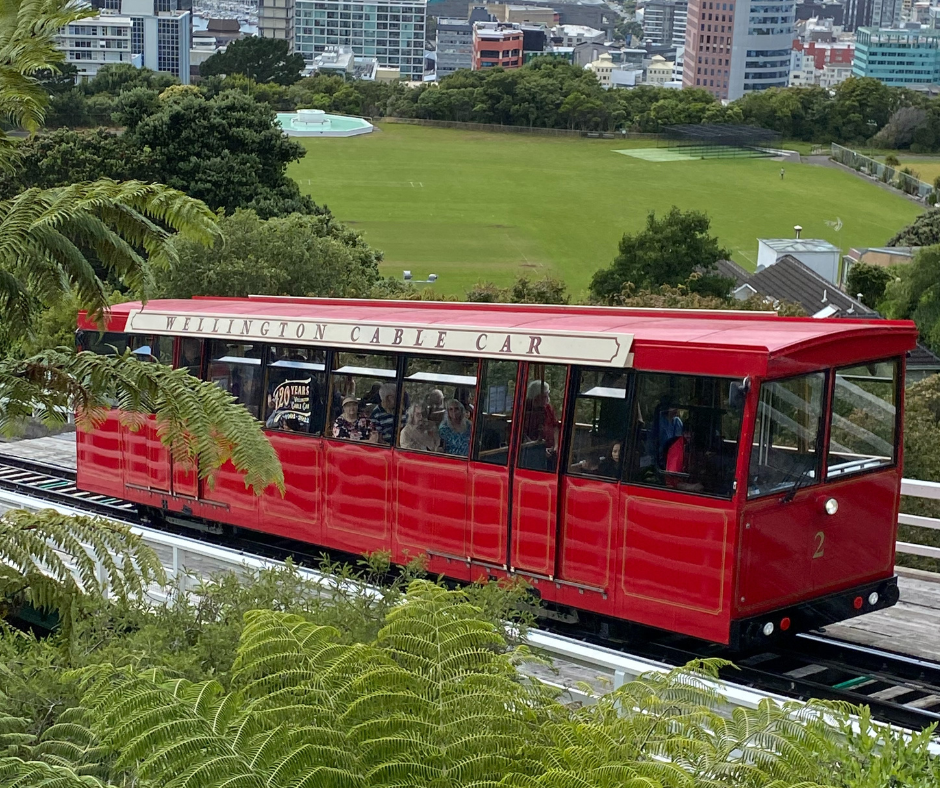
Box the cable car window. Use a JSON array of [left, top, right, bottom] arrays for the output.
[[329, 351, 398, 445], [263, 345, 327, 435], [568, 369, 630, 480], [628, 372, 743, 498], [472, 360, 519, 466], [398, 356, 477, 457], [78, 331, 127, 355], [827, 359, 899, 479], [517, 364, 567, 473], [206, 340, 264, 419], [747, 372, 825, 498], [128, 334, 174, 364], [178, 338, 203, 377]]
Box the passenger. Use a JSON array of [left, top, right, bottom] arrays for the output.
[[370, 383, 398, 444], [650, 395, 683, 468], [398, 402, 440, 452], [439, 398, 471, 456], [332, 396, 378, 442], [426, 388, 445, 425], [331, 376, 356, 420], [523, 380, 558, 454], [597, 442, 622, 478]]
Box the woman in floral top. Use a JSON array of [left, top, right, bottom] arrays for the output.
[[333, 397, 378, 442], [439, 399, 471, 457]]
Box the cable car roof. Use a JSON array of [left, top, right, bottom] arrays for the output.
[[84, 297, 919, 378]]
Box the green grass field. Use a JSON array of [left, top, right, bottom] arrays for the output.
[[289, 124, 922, 297]]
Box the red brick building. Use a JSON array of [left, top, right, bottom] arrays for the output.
[[472, 22, 523, 69]]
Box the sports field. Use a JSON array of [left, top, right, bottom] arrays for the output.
[[289, 124, 922, 297]]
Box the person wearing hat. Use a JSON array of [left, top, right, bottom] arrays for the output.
[[332, 395, 378, 442]]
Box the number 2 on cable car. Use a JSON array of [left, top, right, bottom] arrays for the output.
[[813, 530, 825, 559]]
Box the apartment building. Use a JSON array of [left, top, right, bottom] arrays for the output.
[[642, 0, 688, 47], [472, 20, 523, 68], [57, 16, 137, 80], [852, 26, 940, 86], [293, 0, 427, 80], [789, 39, 853, 85], [682, 0, 795, 100]]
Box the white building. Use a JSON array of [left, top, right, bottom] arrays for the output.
[[259, 0, 294, 45], [756, 238, 842, 285], [293, 0, 427, 80], [551, 23, 605, 46], [57, 15, 138, 80], [586, 51, 615, 85], [645, 52, 675, 83], [642, 0, 688, 46]]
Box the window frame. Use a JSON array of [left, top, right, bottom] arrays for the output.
[[261, 344, 331, 436], [823, 356, 902, 483], [745, 369, 829, 500], [326, 348, 402, 447], [623, 370, 746, 501]]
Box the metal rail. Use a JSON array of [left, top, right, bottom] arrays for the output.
[[1, 455, 940, 734]]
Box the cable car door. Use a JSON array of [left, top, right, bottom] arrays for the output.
[[509, 363, 569, 578]]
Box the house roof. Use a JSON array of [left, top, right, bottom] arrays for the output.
[[909, 342, 940, 369], [746, 255, 877, 317], [712, 258, 751, 285], [758, 238, 841, 254]]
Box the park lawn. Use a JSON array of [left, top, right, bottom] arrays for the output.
[[289, 124, 922, 297], [895, 158, 940, 186]]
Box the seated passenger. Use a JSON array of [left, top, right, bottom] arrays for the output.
[[597, 442, 621, 478], [439, 398, 471, 457], [426, 388, 445, 425], [370, 383, 398, 443], [399, 402, 440, 452], [332, 396, 378, 442]]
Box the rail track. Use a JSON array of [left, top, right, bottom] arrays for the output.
[[2, 454, 939, 733]]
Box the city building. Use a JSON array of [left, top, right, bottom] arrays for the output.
[[484, 3, 556, 25], [472, 20, 523, 67], [293, 0, 427, 80], [645, 52, 676, 81], [842, 0, 902, 31], [789, 39, 853, 85], [642, 0, 688, 46], [57, 15, 138, 80], [436, 6, 492, 76], [682, 0, 795, 100], [795, 0, 844, 25], [87, 0, 192, 83], [259, 0, 293, 43], [852, 26, 940, 86], [550, 23, 605, 45], [586, 50, 615, 84]]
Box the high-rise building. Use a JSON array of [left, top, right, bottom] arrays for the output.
[[842, 0, 902, 31], [259, 0, 295, 45], [436, 7, 491, 77], [293, 0, 427, 80], [682, 0, 794, 100], [57, 15, 137, 80], [852, 26, 940, 85], [643, 0, 688, 47], [84, 0, 191, 82]]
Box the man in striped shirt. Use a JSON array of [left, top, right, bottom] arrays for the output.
[[371, 383, 398, 444]]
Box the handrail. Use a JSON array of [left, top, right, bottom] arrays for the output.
[[898, 478, 940, 564]]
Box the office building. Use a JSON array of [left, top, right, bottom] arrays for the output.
[[472, 20, 523, 68], [550, 23, 605, 45], [682, 0, 795, 100], [642, 0, 688, 47], [842, 0, 902, 31], [789, 39, 853, 85], [645, 52, 676, 81], [852, 26, 940, 86], [57, 15, 137, 80], [293, 0, 427, 80], [436, 7, 492, 76], [87, 0, 191, 82], [259, 0, 294, 44]]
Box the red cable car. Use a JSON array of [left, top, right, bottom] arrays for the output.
[[76, 297, 916, 648]]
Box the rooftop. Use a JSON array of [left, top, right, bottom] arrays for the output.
[[758, 238, 841, 254], [747, 255, 877, 317]]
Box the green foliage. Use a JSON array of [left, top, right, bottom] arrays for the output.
[[0, 349, 284, 492], [888, 208, 940, 247], [885, 153, 901, 167], [159, 209, 382, 299], [846, 261, 893, 308], [0, 509, 165, 632], [200, 36, 306, 86], [881, 246, 940, 351], [590, 207, 732, 303], [466, 275, 569, 304]]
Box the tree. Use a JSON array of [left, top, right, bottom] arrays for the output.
[[159, 209, 382, 299], [0, 0, 283, 622], [466, 274, 569, 304], [880, 246, 940, 351], [200, 37, 306, 86], [123, 89, 317, 218], [846, 261, 892, 308], [590, 207, 733, 303], [887, 208, 940, 246]]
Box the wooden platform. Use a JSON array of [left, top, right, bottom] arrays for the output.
[[2, 433, 939, 662]]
